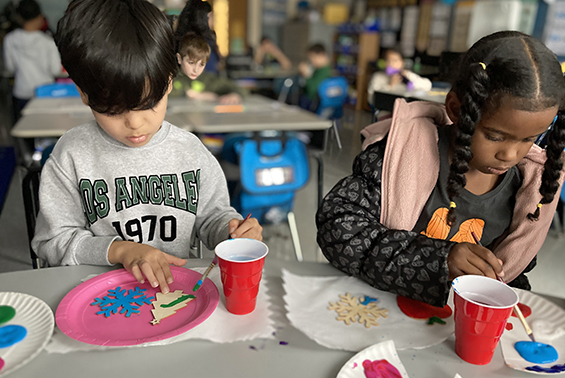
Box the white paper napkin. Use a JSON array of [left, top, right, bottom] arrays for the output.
[[46, 267, 274, 353], [282, 269, 454, 352]]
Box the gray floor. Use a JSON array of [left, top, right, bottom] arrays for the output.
[[1, 106, 564, 299]]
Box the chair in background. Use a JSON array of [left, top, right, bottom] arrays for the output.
[[228, 132, 310, 261], [277, 78, 294, 104], [35, 82, 80, 98], [316, 76, 348, 150], [21, 166, 43, 269]]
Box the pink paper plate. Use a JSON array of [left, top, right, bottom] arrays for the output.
[[56, 266, 219, 346]]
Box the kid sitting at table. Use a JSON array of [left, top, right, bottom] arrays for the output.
[[298, 43, 332, 111], [316, 31, 565, 307], [367, 47, 432, 105], [3, 0, 61, 123], [170, 32, 247, 105], [32, 0, 262, 295]]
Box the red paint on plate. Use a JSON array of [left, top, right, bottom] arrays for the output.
[[397, 296, 452, 319], [511, 303, 532, 319], [506, 322, 513, 331]]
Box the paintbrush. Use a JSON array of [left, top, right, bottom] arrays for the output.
[[192, 256, 218, 292], [471, 231, 536, 342], [192, 214, 252, 292]]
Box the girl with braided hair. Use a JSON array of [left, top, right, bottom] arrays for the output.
[[316, 31, 565, 307]]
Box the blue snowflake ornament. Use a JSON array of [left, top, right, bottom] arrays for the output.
[[91, 286, 155, 318]]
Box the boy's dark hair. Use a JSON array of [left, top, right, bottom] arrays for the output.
[[308, 43, 326, 55], [447, 31, 565, 224], [17, 0, 41, 22], [178, 32, 211, 63], [56, 0, 178, 115]]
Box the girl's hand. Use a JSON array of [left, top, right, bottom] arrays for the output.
[[108, 241, 187, 294], [228, 217, 263, 241], [389, 73, 403, 88], [447, 242, 504, 281]]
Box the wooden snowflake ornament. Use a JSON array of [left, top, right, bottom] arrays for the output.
[[328, 293, 388, 328]]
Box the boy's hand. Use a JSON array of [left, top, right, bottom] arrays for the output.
[[447, 242, 504, 281], [108, 241, 187, 294], [298, 62, 311, 77], [228, 217, 262, 241]]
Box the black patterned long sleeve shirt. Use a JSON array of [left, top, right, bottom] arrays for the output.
[[316, 137, 455, 307]]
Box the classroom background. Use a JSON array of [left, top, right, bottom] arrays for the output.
[[0, 0, 564, 302]]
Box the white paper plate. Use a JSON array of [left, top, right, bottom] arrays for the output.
[[0, 292, 54, 377], [337, 340, 410, 378], [283, 269, 454, 352], [500, 289, 565, 375]]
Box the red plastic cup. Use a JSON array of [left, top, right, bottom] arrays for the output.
[[452, 275, 518, 365], [215, 238, 269, 315]]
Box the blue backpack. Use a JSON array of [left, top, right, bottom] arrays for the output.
[[229, 132, 310, 223]]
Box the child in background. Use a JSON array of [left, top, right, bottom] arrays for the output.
[[317, 31, 565, 307], [367, 48, 432, 105], [3, 0, 61, 122], [175, 0, 221, 74], [254, 36, 292, 71], [32, 0, 262, 294], [170, 32, 247, 105], [298, 43, 331, 110]]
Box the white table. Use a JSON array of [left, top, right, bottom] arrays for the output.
[[1, 259, 559, 378], [9, 112, 189, 138], [11, 95, 331, 138], [228, 69, 299, 80]]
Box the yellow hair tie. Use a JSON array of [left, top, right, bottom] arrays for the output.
[[479, 62, 486, 70], [537, 203, 543, 209], [450, 201, 457, 209]]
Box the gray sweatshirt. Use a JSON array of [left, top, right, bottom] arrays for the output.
[[32, 121, 242, 266]]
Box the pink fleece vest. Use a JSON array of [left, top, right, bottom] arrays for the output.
[[360, 99, 564, 282]]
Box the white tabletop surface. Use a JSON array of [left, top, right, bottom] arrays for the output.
[[0, 259, 558, 378], [21, 97, 90, 115], [11, 95, 330, 138], [9, 112, 189, 138], [228, 69, 299, 80]]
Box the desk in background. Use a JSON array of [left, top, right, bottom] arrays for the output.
[[11, 95, 331, 205], [11, 95, 330, 138], [1, 258, 559, 378], [371, 88, 449, 122], [228, 68, 298, 80]]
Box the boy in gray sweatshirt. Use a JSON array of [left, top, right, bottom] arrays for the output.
[[32, 0, 262, 294]]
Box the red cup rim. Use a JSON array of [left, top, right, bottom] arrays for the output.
[[452, 275, 518, 309], [215, 238, 269, 263]]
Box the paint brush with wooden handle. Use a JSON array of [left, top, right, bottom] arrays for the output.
[[192, 214, 252, 292], [192, 256, 218, 292], [471, 231, 536, 342]]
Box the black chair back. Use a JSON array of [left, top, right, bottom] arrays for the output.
[[22, 167, 42, 269]]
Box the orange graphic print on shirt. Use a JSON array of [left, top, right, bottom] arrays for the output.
[[420, 207, 484, 244]]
